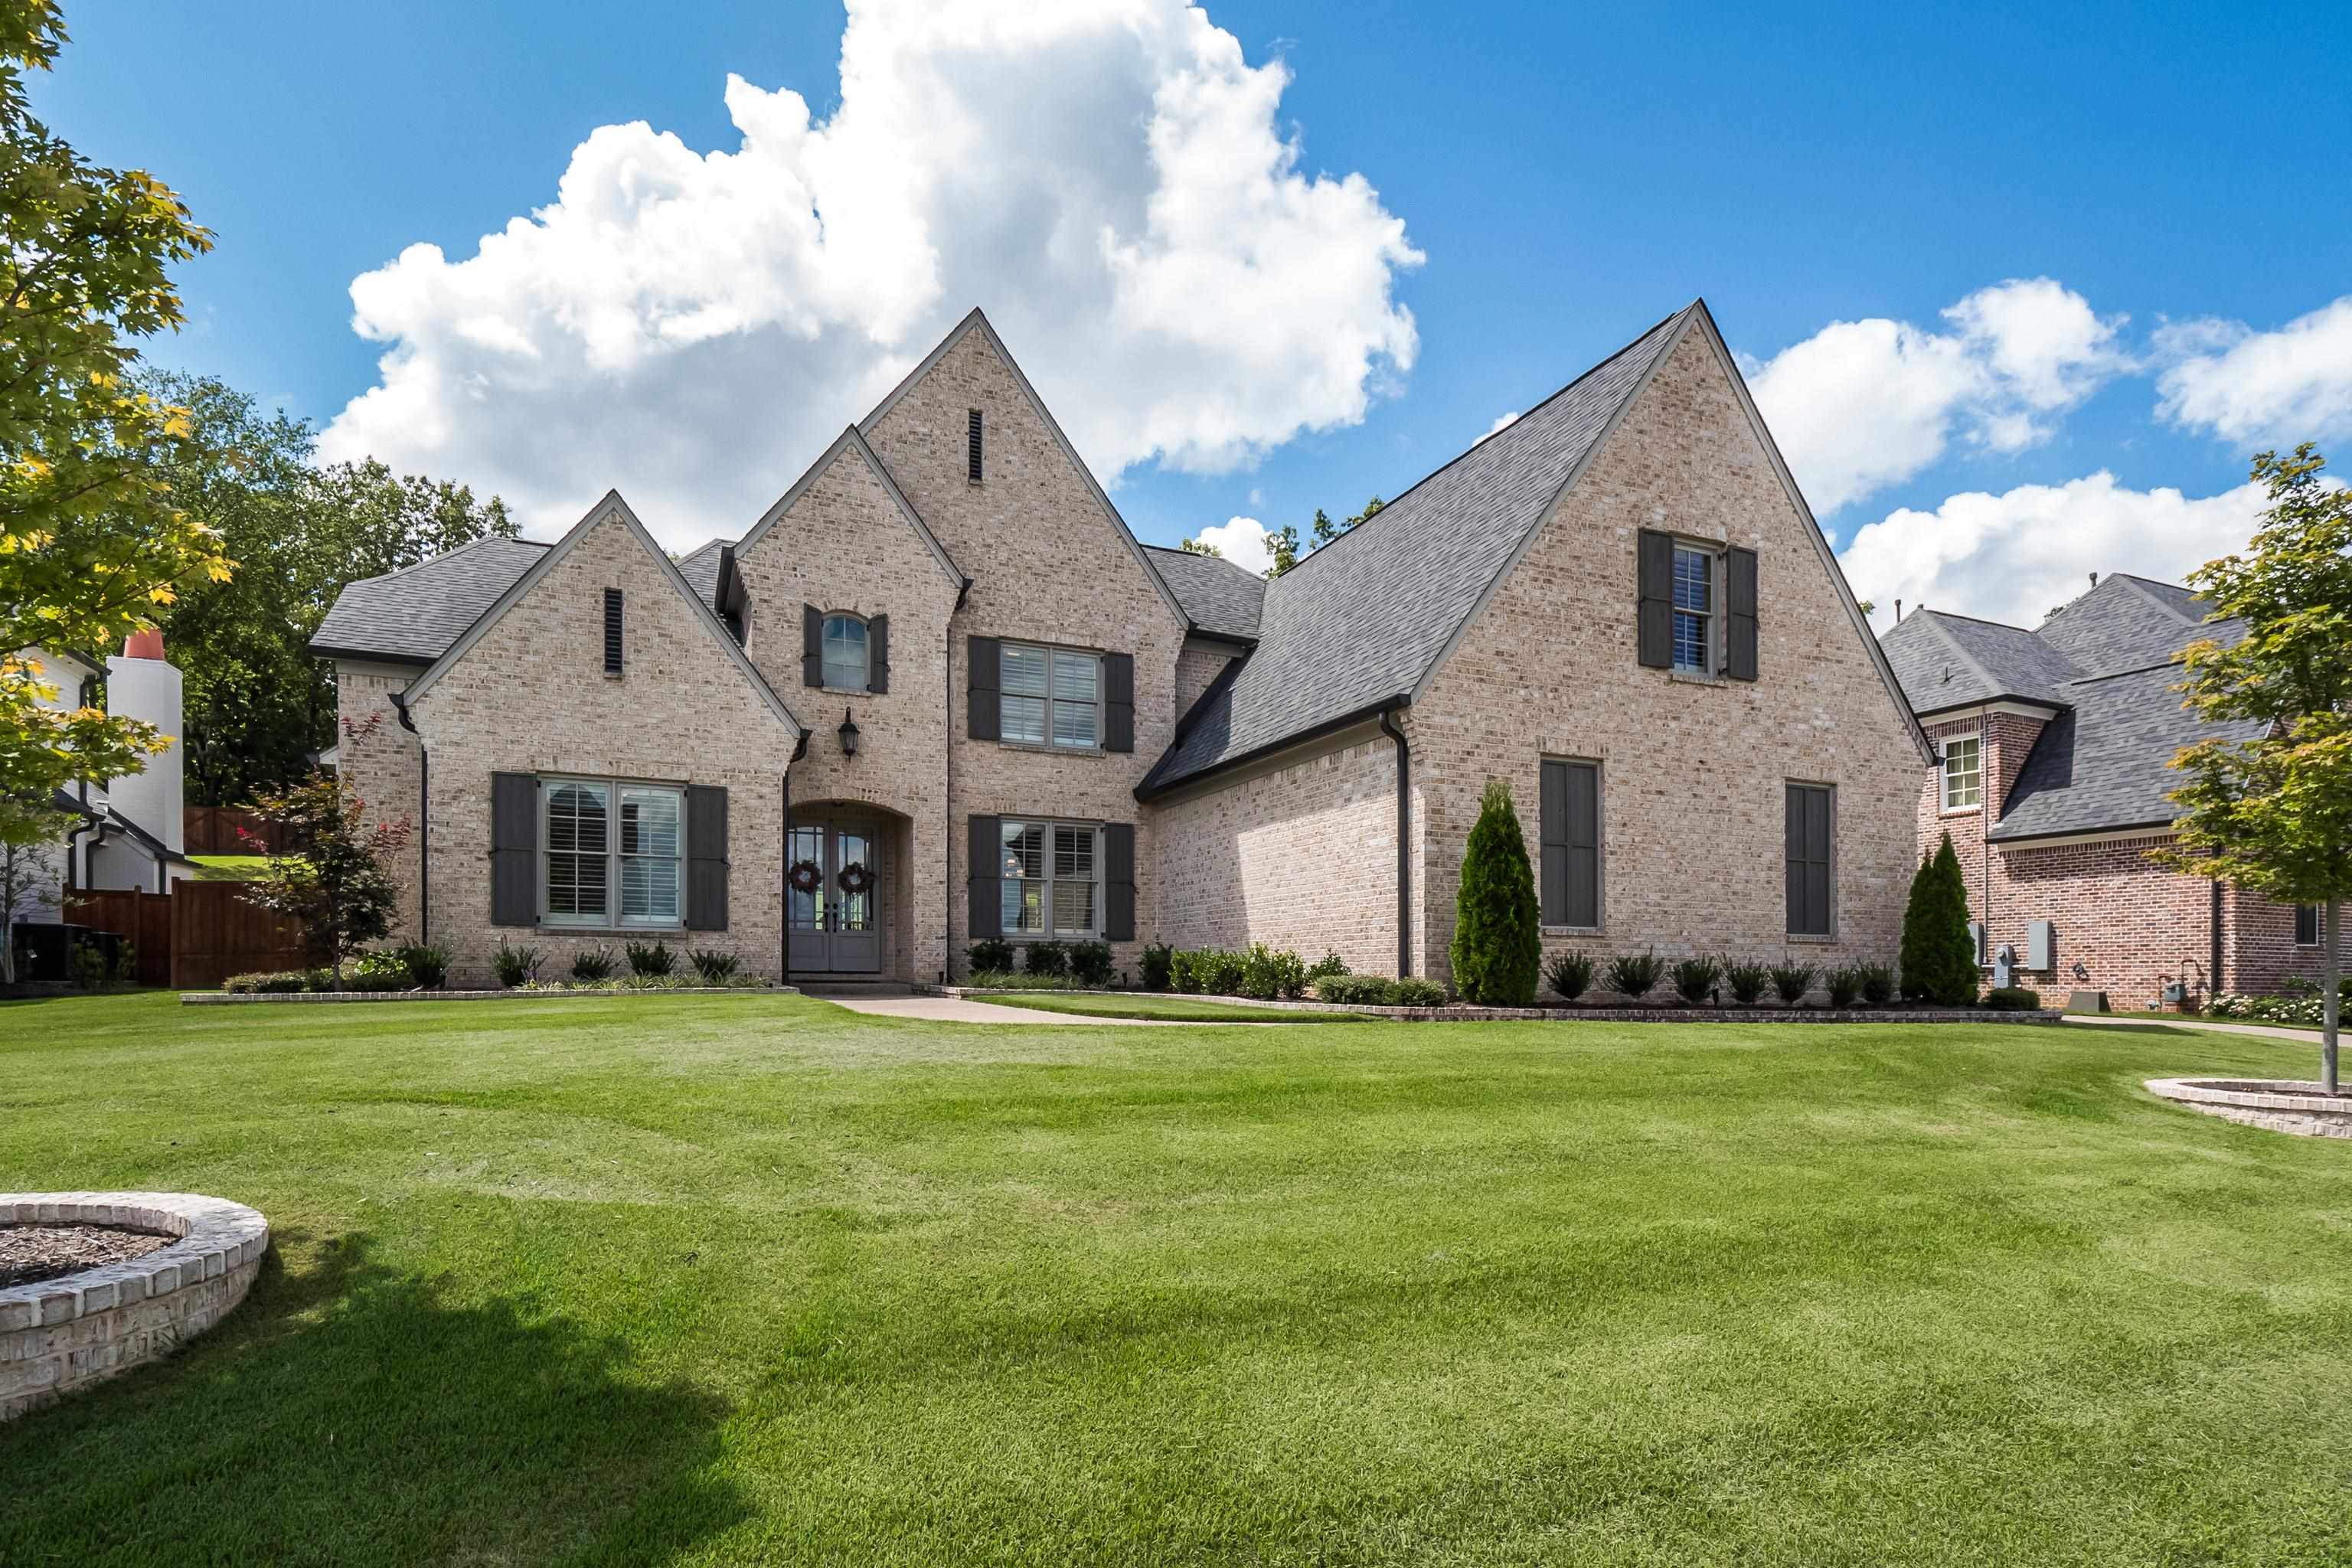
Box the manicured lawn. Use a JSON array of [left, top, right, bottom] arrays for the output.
[[2069, 1006, 2328, 1035], [4, 995, 2350, 1565], [186, 853, 270, 881], [969, 991, 1367, 1023]]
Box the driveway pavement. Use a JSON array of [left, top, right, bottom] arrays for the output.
[[810, 994, 1252, 1026]]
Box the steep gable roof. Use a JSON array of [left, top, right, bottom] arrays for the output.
[[310, 536, 552, 665], [1989, 662, 2267, 841], [2037, 572, 2240, 677], [402, 491, 803, 740], [1880, 608, 2079, 715], [676, 538, 731, 610], [1143, 544, 1265, 642], [734, 423, 965, 586]]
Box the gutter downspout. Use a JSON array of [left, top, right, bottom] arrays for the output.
[[947, 577, 971, 985], [786, 729, 809, 985], [391, 693, 427, 944], [2210, 879, 2224, 998], [1379, 706, 1411, 978]]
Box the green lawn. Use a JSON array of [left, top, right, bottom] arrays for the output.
[[186, 853, 270, 881], [3, 995, 2348, 1566], [969, 991, 1367, 1023], [2069, 1006, 2326, 1034]]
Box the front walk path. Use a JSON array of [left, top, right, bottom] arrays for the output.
[[811, 994, 1272, 1027], [2063, 1014, 2328, 1047]]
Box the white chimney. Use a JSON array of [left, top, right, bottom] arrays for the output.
[[105, 626, 184, 853]]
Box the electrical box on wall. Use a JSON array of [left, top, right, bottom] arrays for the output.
[[1968, 921, 1985, 962], [2027, 920, 2054, 972]]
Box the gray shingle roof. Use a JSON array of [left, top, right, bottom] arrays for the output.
[[1989, 662, 2266, 841], [1880, 609, 2079, 714], [2037, 573, 2233, 677], [310, 537, 551, 665], [1138, 305, 1694, 795], [676, 538, 732, 611], [1142, 544, 1265, 641]]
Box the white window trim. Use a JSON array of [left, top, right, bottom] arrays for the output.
[[1940, 731, 1984, 815], [540, 775, 686, 930], [1668, 540, 1728, 678], [998, 641, 1105, 753], [819, 612, 870, 693], [999, 818, 1104, 939]]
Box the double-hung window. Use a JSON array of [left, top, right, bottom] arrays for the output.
[[1671, 545, 1714, 674], [1000, 642, 1102, 750], [999, 819, 1100, 936], [1942, 734, 1983, 811], [543, 778, 683, 926], [822, 615, 869, 690], [2295, 904, 2321, 946]]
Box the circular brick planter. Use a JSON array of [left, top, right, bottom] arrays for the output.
[[1, 1193, 270, 1421], [2145, 1080, 2352, 1139]]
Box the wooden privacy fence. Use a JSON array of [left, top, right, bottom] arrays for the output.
[[66, 883, 309, 989], [183, 806, 276, 854]]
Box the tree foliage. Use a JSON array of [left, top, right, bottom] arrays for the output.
[[1450, 777, 1540, 1006], [1900, 833, 1978, 1006], [135, 370, 512, 805], [238, 717, 411, 984], [0, 4, 229, 812], [2155, 444, 2351, 1089]]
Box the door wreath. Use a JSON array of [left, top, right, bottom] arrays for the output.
[[788, 858, 824, 895], [836, 861, 874, 895]]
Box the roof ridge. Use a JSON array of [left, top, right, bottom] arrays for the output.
[[1265, 302, 1697, 593], [358, 533, 547, 587], [2112, 572, 2208, 626], [1913, 606, 2037, 632], [2064, 657, 2197, 685], [1144, 541, 1267, 586], [1916, 607, 2004, 697]]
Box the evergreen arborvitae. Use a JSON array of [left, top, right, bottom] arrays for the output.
[[1900, 831, 1979, 1005], [1451, 778, 1541, 1005]]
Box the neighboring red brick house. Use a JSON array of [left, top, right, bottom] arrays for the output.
[[1879, 573, 2344, 1009]]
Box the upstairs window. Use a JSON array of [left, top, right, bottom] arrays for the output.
[[822, 615, 869, 691], [1942, 734, 1983, 811], [2296, 904, 2321, 946], [1671, 546, 1713, 674], [603, 589, 624, 674], [967, 408, 984, 483], [999, 642, 1101, 749]]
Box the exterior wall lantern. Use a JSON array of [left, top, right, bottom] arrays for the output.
[[838, 707, 861, 759]]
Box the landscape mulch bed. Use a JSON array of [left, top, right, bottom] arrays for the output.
[[0, 1223, 175, 1291]]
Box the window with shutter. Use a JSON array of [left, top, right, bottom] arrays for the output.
[[1785, 782, 1835, 937], [2296, 904, 2321, 946], [1539, 759, 1602, 928], [967, 408, 983, 483], [603, 589, 624, 674]]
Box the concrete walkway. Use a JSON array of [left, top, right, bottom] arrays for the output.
[[2063, 1014, 2329, 1047], [812, 993, 1272, 1027]]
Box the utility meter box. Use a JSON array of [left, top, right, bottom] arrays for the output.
[[2027, 920, 2054, 972]]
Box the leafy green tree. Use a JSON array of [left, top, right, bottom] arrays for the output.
[[1178, 535, 1220, 558], [0, 4, 230, 815], [1263, 521, 1299, 577], [1309, 508, 1337, 548], [1900, 833, 1978, 1005], [2157, 444, 2352, 1090], [238, 717, 411, 985], [135, 371, 512, 805], [1450, 778, 1540, 1005]]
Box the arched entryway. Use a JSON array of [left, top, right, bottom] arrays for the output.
[[786, 800, 912, 978]]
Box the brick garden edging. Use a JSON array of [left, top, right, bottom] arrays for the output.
[[181, 985, 798, 1004], [2, 1192, 270, 1421], [936, 987, 2062, 1025], [2145, 1079, 2352, 1139]]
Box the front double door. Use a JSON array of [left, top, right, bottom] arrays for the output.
[[787, 816, 882, 973]]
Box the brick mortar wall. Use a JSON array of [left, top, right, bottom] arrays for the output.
[[1174, 642, 1238, 721], [336, 665, 426, 941]]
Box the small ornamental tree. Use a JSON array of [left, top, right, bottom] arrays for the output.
[[2157, 444, 2352, 1092], [1900, 833, 1978, 1005], [238, 718, 410, 985], [1450, 778, 1540, 1006]]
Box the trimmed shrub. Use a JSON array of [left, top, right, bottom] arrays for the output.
[[625, 940, 675, 978], [1825, 965, 1863, 1008], [968, 938, 1014, 975], [1770, 962, 1816, 1005], [1023, 941, 1069, 978], [1723, 960, 1770, 1005], [1141, 942, 1175, 993], [1202, 949, 1247, 998], [1168, 949, 1205, 994], [1603, 950, 1664, 1001], [348, 951, 410, 992], [1069, 941, 1114, 985], [1900, 833, 1979, 1005], [396, 942, 449, 989], [1857, 962, 1896, 1005], [1392, 978, 1447, 1008], [1983, 985, 2043, 1011], [1671, 955, 1723, 1006], [1237, 942, 1307, 1001], [1545, 950, 1596, 1002], [1308, 951, 1350, 984], [224, 969, 315, 994], [571, 946, 617, 982], [688, 949, 741, 984], [1314, 974, 1396, 1006], [1449, 779, 1541, 1005], [494, 942, 541, 988]]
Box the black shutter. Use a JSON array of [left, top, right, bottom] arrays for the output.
[[490, 773, 537, 926], [684, 785, 728, 932], [1785, 783, 1834, 936], [1636, 529, 1672, 669], [2297, 904, 2320, 946], [967, 408, 983, 482], [603, 589, 624, 674], [867, 613, 890, 694], [1103, 652, 1134, 753], [1539, 762, 1568, 925], [802, 604, 822, 688], [1104, 823, 1135, 941], [1726, 547, 1758, 681], [1540, 760, 1599, 928], [968, 815, 1001, 939], [967, 636, 1000, 741]]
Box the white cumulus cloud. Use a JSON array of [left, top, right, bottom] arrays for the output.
[[2154, 296, 2352, 447], [318, 0, 1423, 544], [1478, 410, 1519, 443], [1837, 472, 2269, 629], [1187, 515, 1273, 574], [1746, 278, 2128, 517]]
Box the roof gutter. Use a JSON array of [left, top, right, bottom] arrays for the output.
[[1134, 693, 1410, 804], [1379, 704, 1413, 978]]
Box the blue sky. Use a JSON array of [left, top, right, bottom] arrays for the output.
[[36, 1, 2352, 626]]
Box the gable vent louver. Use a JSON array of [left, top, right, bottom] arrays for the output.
[[603, 588, 624, 674], [967, 408, 983, 484]]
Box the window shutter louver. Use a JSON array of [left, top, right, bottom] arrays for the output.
[[967, 408, 983, 482], [603, 589, 624, 674], [802, 604, 822, 688], [968, 815, 1001, 939], [1636, 529, 1673, 669], [1540, 760, 1600, 927], [1103, 652, 1134, 753], [967, 636, 1001, 741], [1785, 782, 1834, 936], [867, 613, 890, 694], [1539, 762, 1569, 925], [490, 773, 538, 926], [1104, 823, 1136, 941], [684, 785, 729, 931], [1726, 547, 1758, 681]]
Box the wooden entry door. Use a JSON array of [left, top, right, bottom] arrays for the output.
[[787, 817, 883, 974]]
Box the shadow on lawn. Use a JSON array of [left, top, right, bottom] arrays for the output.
[[1, 1229, 747, 1565]]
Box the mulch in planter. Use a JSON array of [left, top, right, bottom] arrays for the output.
[[0, 1223, 175, 1290]]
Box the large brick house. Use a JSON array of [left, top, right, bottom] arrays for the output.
[[1880, 573, 2344, 1010], [312, 302, 1931, 990]]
